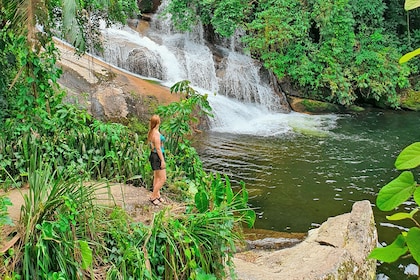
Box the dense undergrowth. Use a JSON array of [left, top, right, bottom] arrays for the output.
[[0, 81, 255, 279], [7, 0, 420, 278]]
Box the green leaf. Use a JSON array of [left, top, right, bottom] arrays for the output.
[[195, 190, 209, 213], [406, 227, 420, 265], [414, 187, 420, 205], [387, 208, 418, 221], [79, 240, 92, 270], [404, 0, 420, 11], [386, 212, 412, 221], [240, 181, 248, 202], [245, 209, 256, 228], [185, 248, 192, 260], [395, 142, 420, 169], [214, 176, 225, 207], [40, 221, 54, 239], [376, 171, 416, 211], [226, 181, 234, 204], [368, 234, 408, 262]]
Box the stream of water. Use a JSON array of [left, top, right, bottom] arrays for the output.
[[94, 2, 420, 277], [194, 108, 420, 280]]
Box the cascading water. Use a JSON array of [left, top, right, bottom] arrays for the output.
[[96, 0, 337, 136], [90, 4, 420, 278]]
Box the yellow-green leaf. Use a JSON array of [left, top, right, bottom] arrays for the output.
[[79, 240, 92, 270], [405, 0, 420, 10], [406, 227, 420, 264], [414, 187, 420, 205], [400, 48, 420, 64], [376, 171, 416, 211], [395, 142, 420, 169], [368, 234, 408, 262], [185, 248, 192, 260], [387, 212, 412, 221], [387, 209, 418, 221]]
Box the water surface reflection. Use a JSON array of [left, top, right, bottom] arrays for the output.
[[194, 109, 420, 279]]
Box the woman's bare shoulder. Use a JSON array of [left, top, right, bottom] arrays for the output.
[[151, 130, 160, 143]]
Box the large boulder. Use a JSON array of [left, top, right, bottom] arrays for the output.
[[233, 200, 377, 280], [56, 40, 179, 123]]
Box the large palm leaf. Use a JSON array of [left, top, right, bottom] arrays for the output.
[[1, 0, 86, 50], [1, 0, 139, 60]]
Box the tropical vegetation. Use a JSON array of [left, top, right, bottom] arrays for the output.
[[0, 75, 255, 279], [2, 0, 420, 278], [163, 0, 420, 108], [368, 1, 420, 278], [0, 0, 255, 279]]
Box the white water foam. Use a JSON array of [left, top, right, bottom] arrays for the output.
[[207, 93, 338, 136], [96, 17, 339, 137]]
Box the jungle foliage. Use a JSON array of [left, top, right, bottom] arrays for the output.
[[3, 0, 420, 278], [0, 0, 255, 279], [162, 0, 420, 108], [368, 1, 420, 275], [1, 148, 254, 279], [0, 75, 255, 279], [0, 23, 255, 275]]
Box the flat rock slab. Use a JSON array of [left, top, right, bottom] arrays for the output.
[[232, 200, 377, 280]]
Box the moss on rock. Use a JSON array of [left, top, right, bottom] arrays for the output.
[[400, 90, 420, 111], [347, 104, 365, 112], [288, 96, 341, 114]]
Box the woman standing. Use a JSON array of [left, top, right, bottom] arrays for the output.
[[147, 114, 167, 205]]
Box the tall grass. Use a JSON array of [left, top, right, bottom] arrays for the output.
[[6, 155, 111, 279], [3, 159, 250, 279]]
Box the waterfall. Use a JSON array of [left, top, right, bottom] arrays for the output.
[[95, 0, 337, 136]]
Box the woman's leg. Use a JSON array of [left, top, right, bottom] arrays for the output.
[[156, 169, 166, 199], [152, 172, 157, 192], [150, 169, 166, 202]]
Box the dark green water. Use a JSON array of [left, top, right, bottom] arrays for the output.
[[194, 109, 420, 279]]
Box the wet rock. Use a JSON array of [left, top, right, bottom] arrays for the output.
[[56, 40, 179, 123], [127, 48, 166, 80]]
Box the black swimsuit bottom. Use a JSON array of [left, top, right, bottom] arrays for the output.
[[149, 151, 165, 170]]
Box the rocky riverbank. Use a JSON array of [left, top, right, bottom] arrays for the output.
[[53, 43, 378, 279], [2, 182, 377, 279], [232, 200, 377, 280]]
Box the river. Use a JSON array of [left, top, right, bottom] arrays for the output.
[[194, 108, 420, 280], [96, 7, 420, 278]]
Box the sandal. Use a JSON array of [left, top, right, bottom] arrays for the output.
[[158, 197, 165, 203], [149, 197, 160, 206]]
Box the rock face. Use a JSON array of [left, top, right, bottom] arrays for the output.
[[91, 86, 129, 120], [56, 40, 179, 123], [233, 200, 377, 280]]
